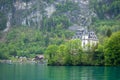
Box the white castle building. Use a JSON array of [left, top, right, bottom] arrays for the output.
[[72, 28, 98, 49]]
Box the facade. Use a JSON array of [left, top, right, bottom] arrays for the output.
[[72, 28, 98, 49]]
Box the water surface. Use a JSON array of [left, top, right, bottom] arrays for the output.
[[0, 63, 120, 80]]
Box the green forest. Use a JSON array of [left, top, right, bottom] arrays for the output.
[[45, 31, 120, 66], [0, 0, 120, 66]]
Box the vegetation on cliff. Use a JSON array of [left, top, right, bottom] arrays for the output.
[[0, 0, 120, 66]]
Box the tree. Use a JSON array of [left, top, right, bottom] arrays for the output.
[[64, 39, 83, 65], [45, 45, 58, 65], [56, 44, 68, 65], [94, 44, 104, 65], [104, 31, 120, 65], [0, 12, 7, 30], [45, 39, 83, 65], [106, 28, 112, 37]]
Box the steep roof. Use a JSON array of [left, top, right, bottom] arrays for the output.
[[72, 28, 98, 41]]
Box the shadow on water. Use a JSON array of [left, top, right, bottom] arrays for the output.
[[0, 63, 120, 80]]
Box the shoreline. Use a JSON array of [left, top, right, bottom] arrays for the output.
[[0, 60, 119, 66], [0, 59, 46, 64]]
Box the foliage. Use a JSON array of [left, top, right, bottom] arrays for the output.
[[92, 44, 104, 65], [45, 39, 84, 66], [0, 0, 13, 8], [106, 28, 112, 37], [0, 0, 120, 67], [42, 15, 71, 32], [0, 27, 46, 58], [90, 0, 120, 19], [0, 12, 7, 30], [44, 0, 54, 3], [91, 20, 120, 43], [56, 1, 79, 13], [45, 45, 58, 65], [45, 39, 106, 66], [40, 0, 80, 33], [104, 31, 120, 66], [0, 25, 73, 59]]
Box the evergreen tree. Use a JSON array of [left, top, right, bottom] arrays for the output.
[[106, 28, 112, 37]]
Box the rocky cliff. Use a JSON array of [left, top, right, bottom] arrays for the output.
[[0, 0, 97, 31]]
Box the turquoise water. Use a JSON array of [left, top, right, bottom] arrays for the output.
[[0, 63, 120, 80]]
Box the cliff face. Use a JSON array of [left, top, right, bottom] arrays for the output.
[[0, 0, 95, 31]]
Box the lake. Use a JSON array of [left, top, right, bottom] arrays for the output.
[[0, 63, 120, 80]]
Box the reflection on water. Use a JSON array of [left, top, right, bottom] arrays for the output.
[[0, 63, 120, 80]]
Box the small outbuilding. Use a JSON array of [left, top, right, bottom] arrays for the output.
[[34, 55, 44, 61]]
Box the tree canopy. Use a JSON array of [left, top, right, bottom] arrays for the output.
[[104, 31, 120, 65]]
